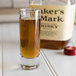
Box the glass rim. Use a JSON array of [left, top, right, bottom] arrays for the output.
[[20, 8, 40, 12]]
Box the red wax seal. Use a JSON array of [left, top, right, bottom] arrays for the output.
[[64, 46, 76, 56]]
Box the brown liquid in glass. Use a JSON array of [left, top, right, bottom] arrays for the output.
[[20, 19, 40, 58]]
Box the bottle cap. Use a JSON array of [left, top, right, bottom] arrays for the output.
[[64, 46, 76, 56]]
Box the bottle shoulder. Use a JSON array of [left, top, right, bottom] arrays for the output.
[[42, 0, 75, 5], [42, 0, 66, 5], [30, 0, 75, 5]]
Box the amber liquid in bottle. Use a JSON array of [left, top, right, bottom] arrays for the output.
[[40, 40, 70, 49], [20, 19, 40, 58]]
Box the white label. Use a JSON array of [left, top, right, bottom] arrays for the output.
[[30, 5, 76, 41]]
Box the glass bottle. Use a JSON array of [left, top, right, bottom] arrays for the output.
[[30, 0, 76, 49]]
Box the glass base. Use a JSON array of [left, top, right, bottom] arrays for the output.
[[20, 56, 40, 70], [20, 64, 39, 70]]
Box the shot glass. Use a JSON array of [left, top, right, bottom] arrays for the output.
[[19, 8, 40, 70]]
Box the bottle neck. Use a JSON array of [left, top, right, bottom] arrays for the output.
[[67, 0, 71, 5], [29, 0, 42, 5]]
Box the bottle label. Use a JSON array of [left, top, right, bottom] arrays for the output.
[[30, 5, 76, 41]]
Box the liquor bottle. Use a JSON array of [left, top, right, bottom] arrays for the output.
[[30, 0, 76, 49]]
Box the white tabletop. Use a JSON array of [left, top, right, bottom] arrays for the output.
[[0, 23, 76, 76], [1, 23, 53, 76]]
